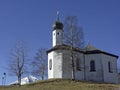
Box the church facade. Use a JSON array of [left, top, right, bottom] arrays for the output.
[[47, 17, 119, 83]]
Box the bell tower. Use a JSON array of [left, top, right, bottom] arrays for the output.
[[52, 12, 63, 47]]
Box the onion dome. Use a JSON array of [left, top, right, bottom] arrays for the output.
[[53, 11, 63, 30]]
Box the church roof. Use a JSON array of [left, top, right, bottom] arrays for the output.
[[84, 50, 118, 58], [47, 44, 119, 59], [52, 12, 63, 30], [83, 44, 118, 58], [83, 44, 99, 51], [47, 44, 84, 53], [53, 20, 63, 30]]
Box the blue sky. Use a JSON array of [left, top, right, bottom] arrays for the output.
[[0, 0, 120, 85]]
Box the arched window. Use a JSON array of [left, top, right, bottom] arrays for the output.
[[49, 59, 52, 70], [76, 59, 81, 71], [90, 60, 96, 72], [57, 32, 59, 35], [108, 62, 112, 73]]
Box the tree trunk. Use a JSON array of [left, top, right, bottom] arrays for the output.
[[42, 65, 44, 80], [71, 49, 75, 80], [71, 23, 75, 80], [18, 75, 21, 86]]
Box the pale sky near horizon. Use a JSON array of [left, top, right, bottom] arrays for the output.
[[0, 0, 120, 85]]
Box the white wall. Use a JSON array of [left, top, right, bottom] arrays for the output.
[[48, 49, 118, 83], [62, 50, 72, 79], [53, 51, 63, 78], [48, 52, 54, 78], [74, 52, 84, 80], [101, 54, 118, 83], [84, 53, 118, 83], [85, 54, 103, 82], [48, 49, 85, 80], [52, 30, 63, 47], [48, 50, 63, 79]]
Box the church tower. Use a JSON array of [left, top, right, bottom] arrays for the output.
[[47, 12, 64, 79], [52, 12, 63, 47]]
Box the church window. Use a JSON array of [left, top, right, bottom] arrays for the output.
[[49, 59, 52, 70], [57, 32, 59, 35], [108, 62, 113, 73], [90, 60, 96, 72], [76, 59, 81, 71]]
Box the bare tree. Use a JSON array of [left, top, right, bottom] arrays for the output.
[[64, 16, 84, 48], [31, 48, 48, 80], [64, 16, 84, 80], [7, 41, 29, 85]]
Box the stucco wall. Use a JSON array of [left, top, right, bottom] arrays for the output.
[[48, 51, 63, 79], [53, 51, 63, 78], [48, 49, 118, 83], [85, 54, 103, 82], [48, 52, 54, 78], [52, 30, 63, 47], [62, 50, 84, 80], [101, 54, 118, 83], [74, 52, 84, 80], [62, 50, 72, 79], [48, 49, 85, 80]]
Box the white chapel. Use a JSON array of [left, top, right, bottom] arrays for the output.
[[47, 16, 119, 83]]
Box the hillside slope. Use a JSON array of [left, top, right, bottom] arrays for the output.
[[0, 79, 120, 90]]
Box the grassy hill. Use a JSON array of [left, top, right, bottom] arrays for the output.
[[0, 79, 120, 90]]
